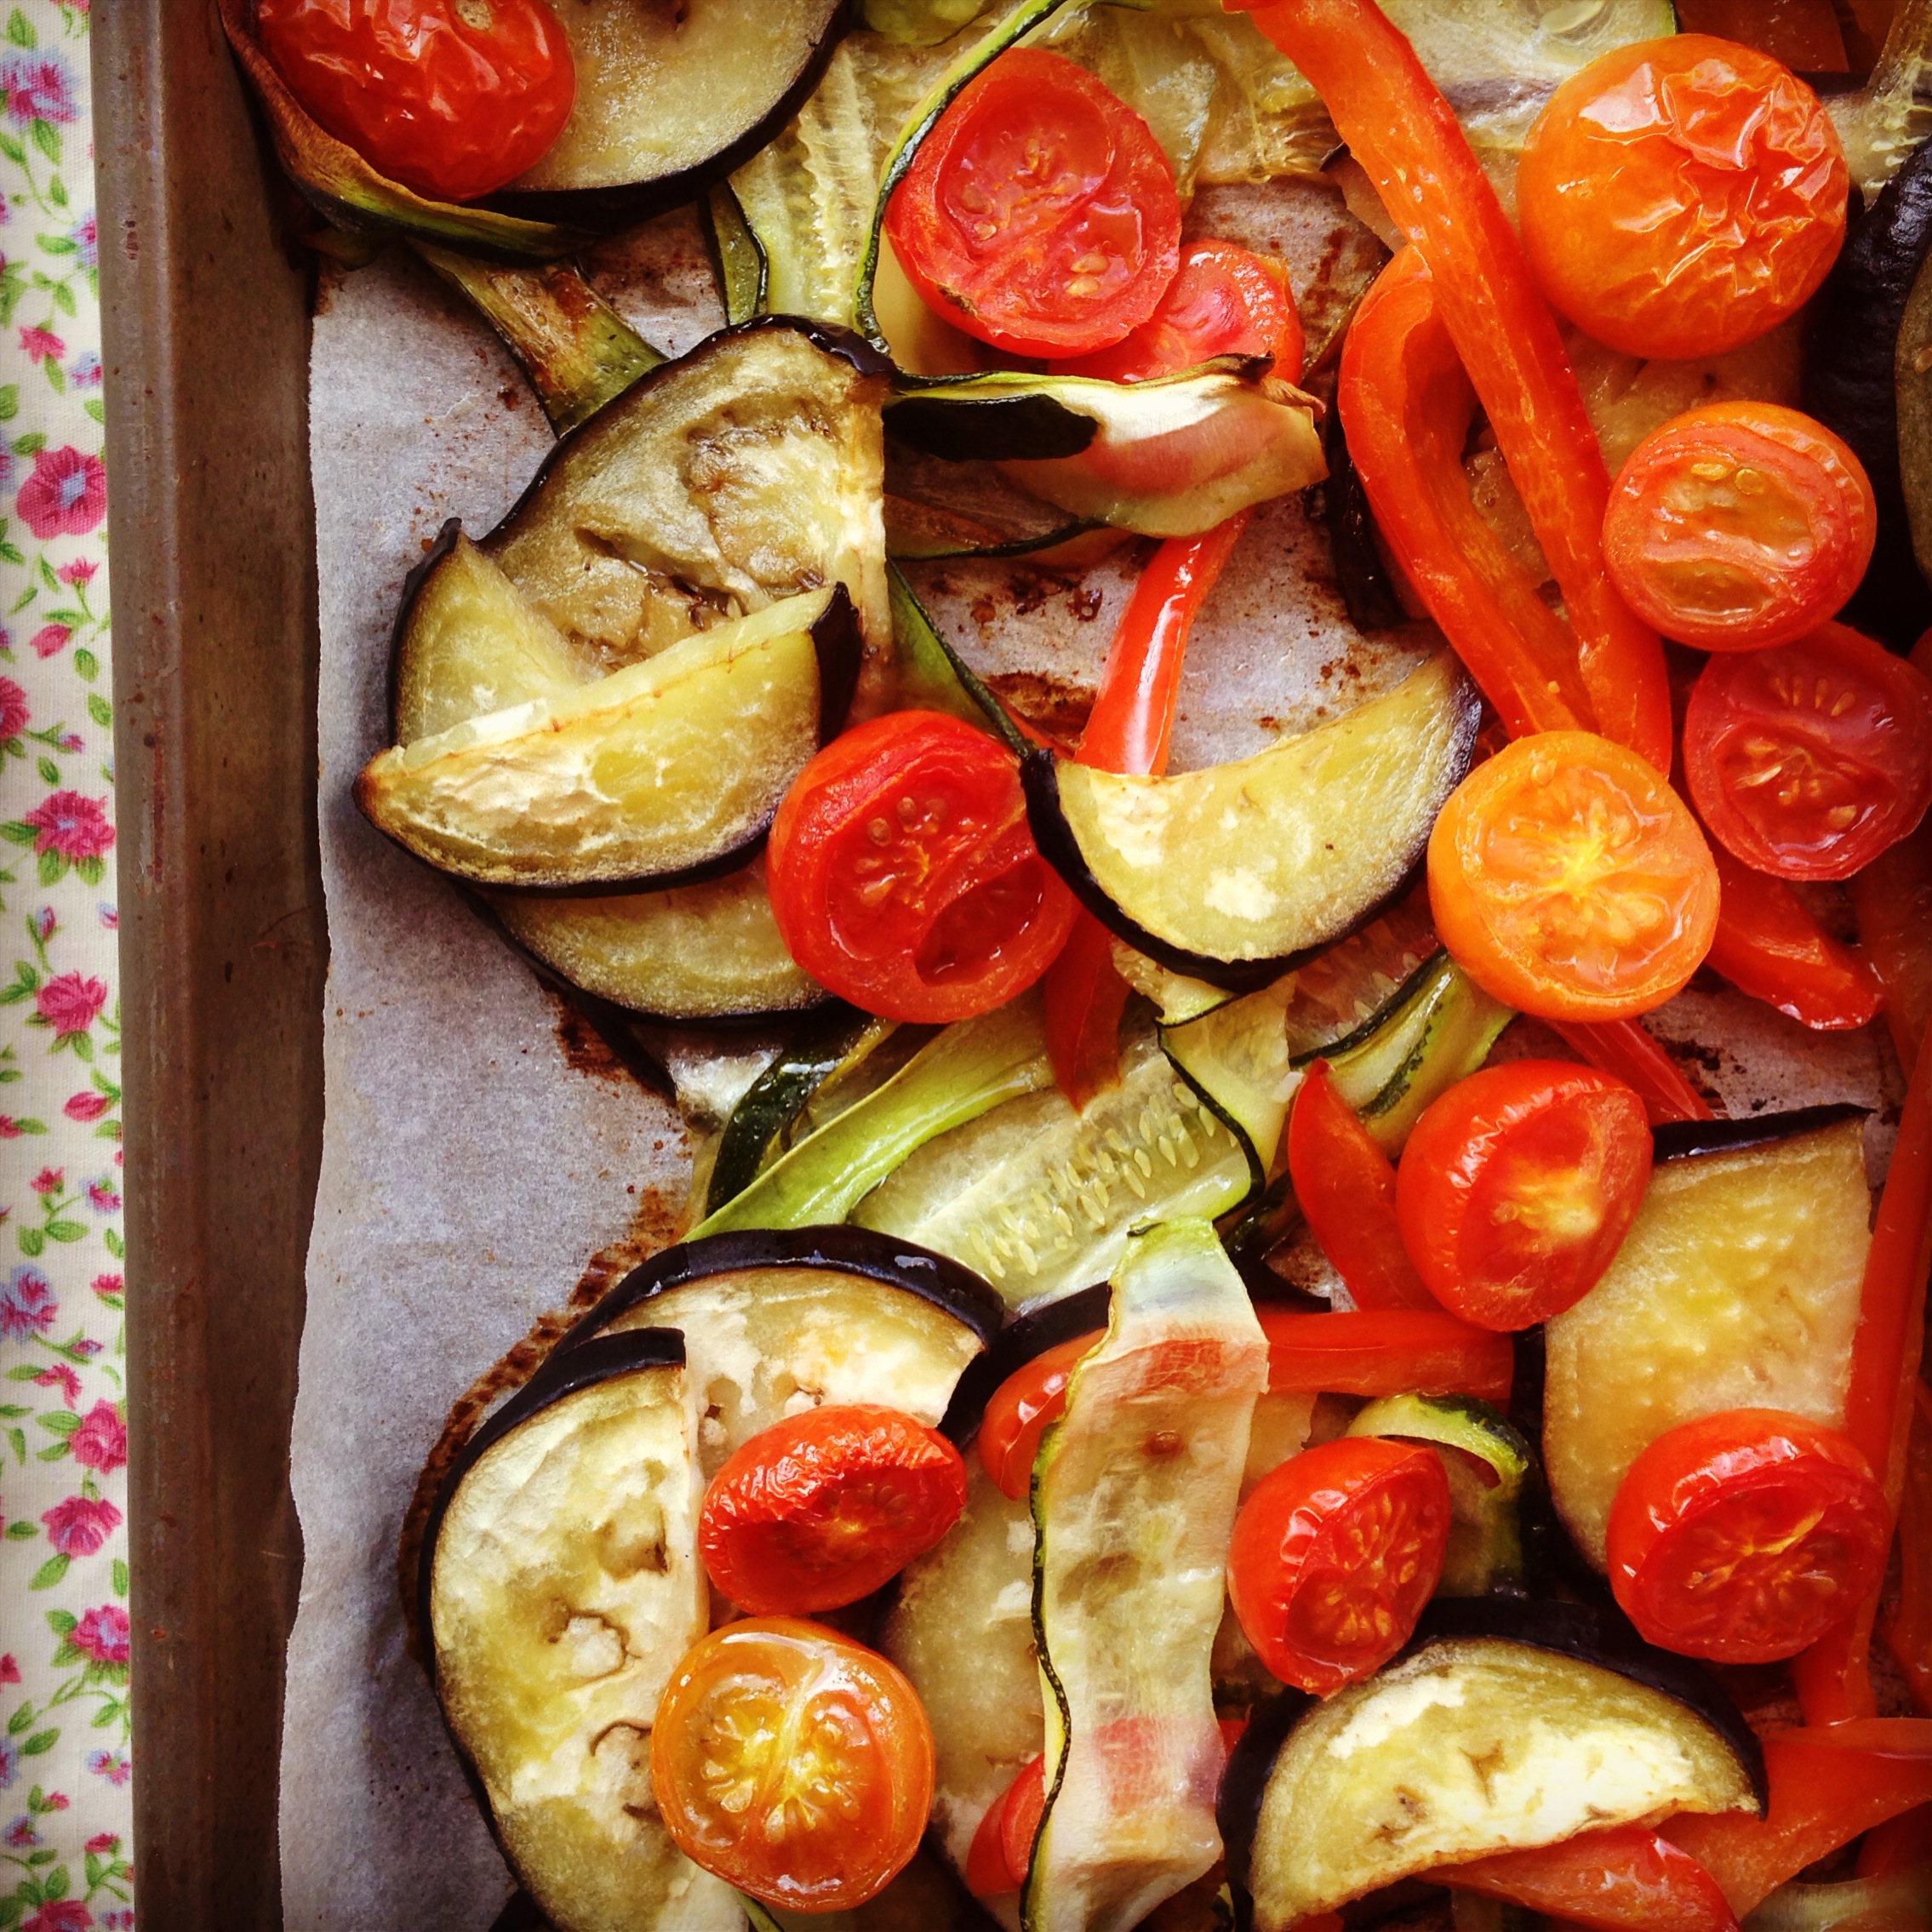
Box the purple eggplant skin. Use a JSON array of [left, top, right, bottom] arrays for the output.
[[1803, 149, 1932, 648], [938, 1283, 1112, 1450], [1651, 1101, 1868, 1165], [1217, 1682, 1318, 1905]]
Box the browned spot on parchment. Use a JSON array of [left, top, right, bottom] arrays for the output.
[[549, 990, 630, 1084]]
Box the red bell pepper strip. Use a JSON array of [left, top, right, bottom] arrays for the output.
[[1880, 1381, 1932, 1717], [1549, 1020, 1713, 1129], [1795, 1019, 1932, 1722], [1258, 1306, 1515, 1403], [1663, 1721, 1932, 1917], [1441, 1826, 1738, 1932], [1338, 249, 1598, 741], [1043, 514, 1249, 1106], [1855, 1800, 1932, 1875], [1286, 1060, 1437, 1311], [1237, 0, 1672, 772]]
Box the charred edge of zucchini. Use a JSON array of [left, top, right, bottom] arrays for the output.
[[388, 517, 466, 744], [1216, 1685, 1317, 1900], [567, 1225, 1008, 1357], [884, 391, 1101, 462], [480, 3, 857, 235], [938, 1282, 1112, 1448], [1407, 1598, 1768, 1811], [1022, 752, 1428, 995], [706, 182, 770, 328], [1651, 1101, 1870, 1163], [1314, 397, 1407, 635]]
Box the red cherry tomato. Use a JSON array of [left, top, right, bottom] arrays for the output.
[[257, 0, 575, 204], [767, 711, 1076, 1024], [1684, 623, 1932, 882], [965, 1753, 1049, 1899], [651, 1617, 934, 1912], [1603, 403, 1877, 653], [1226, 1435, 1450, 1695], [1517, 36, 1848, 359], [977, 1335, 1102, 1501], [1395, 1061, 1654, 1332], [883, 49, 1183, 358], [1605, 1409, 1890, 1665], [1058, 239, 1305, 384], [698, 1405, 966, 1615]]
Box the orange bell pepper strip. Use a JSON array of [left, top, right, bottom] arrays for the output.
[[1548, 1020, 1713, 1129], [1441, 1826, 1739, 1932], [1879, 1381, 1932, 1716], [1235, 0, 1672, 772], [1664, 1721, 1932, 1917], [1257, 1306, 1514, 1403], [1285, 1060, 1437, 1311], [1043, 513, 1249, 1107]]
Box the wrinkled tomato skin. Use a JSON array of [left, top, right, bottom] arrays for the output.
[[1396, 1061, 1653, 1332], [767, 711, 1076, 1024], [884, 48, 1182, 358], [1606, 1409, 1891, 1665], [978, 1335, 1102, 1501], [1518, 36, 1847, 360], [1604, 403, 1877, 653], [652, 1617, 935, 1912], [258, 0, 575, 204], [1685, 623, 1932, 881], [1226, 1435, 1450, 1695], [1060, 239, 1305, 384], [699, 1404, 967, 1615], [1428, 731, 1721, 1022]]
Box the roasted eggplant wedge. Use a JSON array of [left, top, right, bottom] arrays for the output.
[[359, 586, 859, 891], [1219, 1606, 1761, 1932], [1026, 653, 1481, 989], [423, 1329, 740, 1932], [1542, 1107, 1872, 1568]]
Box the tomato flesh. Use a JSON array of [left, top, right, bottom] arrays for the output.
[[884, 49, 1182, 358], [767, 711, 1076, 1024], [978, 1335, 1101, 1502], [1060, 238, 1304, 384], [699, 1404, 966, 1615], [1605, 1409, 1891, 1665], [1685, 622, 1932, 882], [1518, 36, 1848, 360], [258, 0, 575, 204], [1428, 730, 1721, 1022], [651, 1617, 935, 1912], [1396, 1061, 1653, 1332], [1603, 403, 1877, 653], [1226, 1435, 1450, 1695]]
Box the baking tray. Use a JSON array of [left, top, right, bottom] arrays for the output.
[[95, 5, 323, 1927]]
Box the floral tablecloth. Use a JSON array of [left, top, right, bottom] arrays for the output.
[[0, 6, 134, 1928]]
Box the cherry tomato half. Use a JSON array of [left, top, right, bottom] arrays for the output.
[[965, 1752, 1048, 1899], [1603, 403, 1878, 652], [258, 0, 575, 204], [699, 1404, 967, 1615], [1059, 238, 1305, 385], [1518, 36, 1848, 360], [1684, 622, 1932, 882], [977, 1334, 1103, 1500], [767, 711, 1077, 1024], [1605, 1409, 1890, 1665], [1428, 731, 1722, 1022], [883, 49, 1183, 359], [1226, 1435, 1450, 1695], [1395, 1061, 1653, 1332], [651, 1617, 935, 1912]]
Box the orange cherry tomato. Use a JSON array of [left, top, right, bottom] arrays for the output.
[[1603, 403, 1878, 652], [698, 1404, 967, 1615], [651, 1617, 935, 1912], [978, 1335, 1100, 1501], [767, 711, 1076, 1024], [1396, 1061, 1653, 1332], [1059, 238, 1305, 384], [1517, 37, 1848, 360], [1685, 623, 1932, 882], [883, 49, 1182, 358], [1605, 1409, 1890, 1665], [1226, 1435, 1450, 1695], [258, 0, 575, 204], [1428, 731, 1722, 1022]]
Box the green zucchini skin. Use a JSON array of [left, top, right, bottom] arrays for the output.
[[939, 1284, 1112, 1450], [1650, 1101, 1868, 1163]]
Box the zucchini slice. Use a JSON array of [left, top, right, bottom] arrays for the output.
[[1543, 1110, 1873, 1568], [852, 1023, 1254, 1312], [1220, 1609, 1760, 1932], [424, 1330, 737, 1932], [1026, 1221, 1269, 1932], [1028, 654, 1480, 989], [358, 586, 858, 891]]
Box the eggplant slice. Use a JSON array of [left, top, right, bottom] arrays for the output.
[[424, 1330, 740, 1932], [1026, 653, 1481, 988]]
